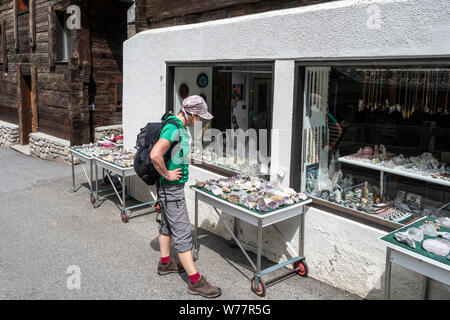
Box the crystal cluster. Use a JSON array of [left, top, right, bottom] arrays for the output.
[[393, 219, 450, 259], [72, 142, 119, 157], [97, 150, 135, 167], [345, 148, 449, 182], [190, 146, 263, 176], [195, 174, 308, 212], [72, 142, 135, 168]]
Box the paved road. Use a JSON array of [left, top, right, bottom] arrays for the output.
[[0, 147, 360, 300]]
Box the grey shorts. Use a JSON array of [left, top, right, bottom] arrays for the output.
[[157, 183, 193, 253]]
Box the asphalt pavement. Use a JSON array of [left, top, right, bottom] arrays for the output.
[[0, 147, 360, 300]]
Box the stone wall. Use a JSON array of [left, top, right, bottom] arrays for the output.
[[0, 121, 20, 147], [95, 124, 123, 141], [29, 132, 72, 164]]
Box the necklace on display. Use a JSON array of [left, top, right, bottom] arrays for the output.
[[403, 70, 409, 119], [444, 71, 450, 114]]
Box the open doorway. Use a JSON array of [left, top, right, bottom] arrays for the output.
[[18, 73, 32, 145]]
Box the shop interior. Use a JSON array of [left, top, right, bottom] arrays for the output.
[[302, 66, 450, 225], [174, 64, 273, 178]]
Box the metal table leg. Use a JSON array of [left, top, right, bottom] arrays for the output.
[[300, 206, 306, 257], [70, 152, 76, 193], [193, 192, 199, 261], [255, 219, 263, 288], [89, 160, 94, 201], [94, 161, 99, 208], [384, 247, 392, 300], [121, 172, 127, 222], [422, 276, 429, 300]]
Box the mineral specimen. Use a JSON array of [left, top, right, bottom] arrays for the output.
[[394, 232, 416, 249], [196, 181, 205, 188], [422, 239, 450, 256]]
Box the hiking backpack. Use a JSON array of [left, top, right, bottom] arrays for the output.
[[133, 112, 182, 185]]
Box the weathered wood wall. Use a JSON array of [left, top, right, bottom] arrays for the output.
[[87, 0, 127, 129], [135, 0, 336, 32], [0, 0, 129, 145]]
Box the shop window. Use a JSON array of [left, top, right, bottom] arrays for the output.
[[300, 65, 450, 226], [55, 11, 72, 62], [170, 64, 273, 178], [17, 0, 29, 14]]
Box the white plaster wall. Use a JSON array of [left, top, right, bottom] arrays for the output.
[[123, 0, 450, 298]]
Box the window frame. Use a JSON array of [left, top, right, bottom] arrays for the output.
[[294, 57, 450, 231], [115, 76, 123, 111], [54, 9, 72, 63], [166, 61, 275, 179]]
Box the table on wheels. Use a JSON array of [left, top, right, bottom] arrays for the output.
[[379, 216, 450, 300], [190, 186, 312, 297], [93, 157, 159, 222], [69, 148, 96, 204]]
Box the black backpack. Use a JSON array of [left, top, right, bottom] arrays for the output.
[[133, 112, 182, 185]]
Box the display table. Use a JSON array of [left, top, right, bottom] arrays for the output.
[[69, 147, 95, 203], [93, 157, 158, 222], [190, 185, 312, 297], [379, 216, 450, 300]]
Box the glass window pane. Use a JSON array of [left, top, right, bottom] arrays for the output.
[[301, 65, 450, 225]]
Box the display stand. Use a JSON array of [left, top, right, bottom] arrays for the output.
[[339, 156, 450, 195], [69, 148, 95, 204], [190, 186, 312, 297], [93, 157, 158, 222], [379, 216, 450, 300]]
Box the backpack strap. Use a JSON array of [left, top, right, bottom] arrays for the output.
[[162, 119, 184, 160]]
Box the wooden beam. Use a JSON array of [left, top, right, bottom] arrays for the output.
[[48, 4, 55, 70], [16, 64, 24, 144], [13, 0, 18, 51], [1, 19, 7, 72], [29, 0, 36, 49], [31, 65, 38, 132]]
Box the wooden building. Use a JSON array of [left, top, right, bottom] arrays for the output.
[[133, 0, 334, 32], [0, 0, 132, 147]]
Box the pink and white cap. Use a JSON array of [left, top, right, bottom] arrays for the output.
[[180, 95, 213, 120]]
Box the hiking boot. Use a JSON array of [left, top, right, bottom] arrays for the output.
[[187, 276, 222, 298], [157, 259, 185, 275]]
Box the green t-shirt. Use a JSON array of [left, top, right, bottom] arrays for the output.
[[158, 116, 190, 185]]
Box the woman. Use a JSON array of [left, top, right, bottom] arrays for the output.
[[150, 95, 221, 298]]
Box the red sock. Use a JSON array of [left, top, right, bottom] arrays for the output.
[[189, 272, 201, 284], [160, 256, 170, 265]]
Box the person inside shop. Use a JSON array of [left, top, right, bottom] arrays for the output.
[[150, 95, 222, 298]]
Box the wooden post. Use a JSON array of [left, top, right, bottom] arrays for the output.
[[13, 0, 18, 52], [48, 5, 55, 69], [17, 64, 24, 144], [31, 65, 38, 132], [1, 19, 7, 72], [29, 0, 36, 49]]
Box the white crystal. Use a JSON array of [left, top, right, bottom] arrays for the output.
[[420, 224, 438, 237], [407, 227, 424, 242], [422, 239, 450, 256]]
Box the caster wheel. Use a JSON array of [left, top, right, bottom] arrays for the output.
[[294, 259, 309, 278], [93, 201, 99, 209], [155, 203, 161, 213], [251, 277, 266, 297], [121, 211, 128, 223], [69, 187, 75, 193]]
